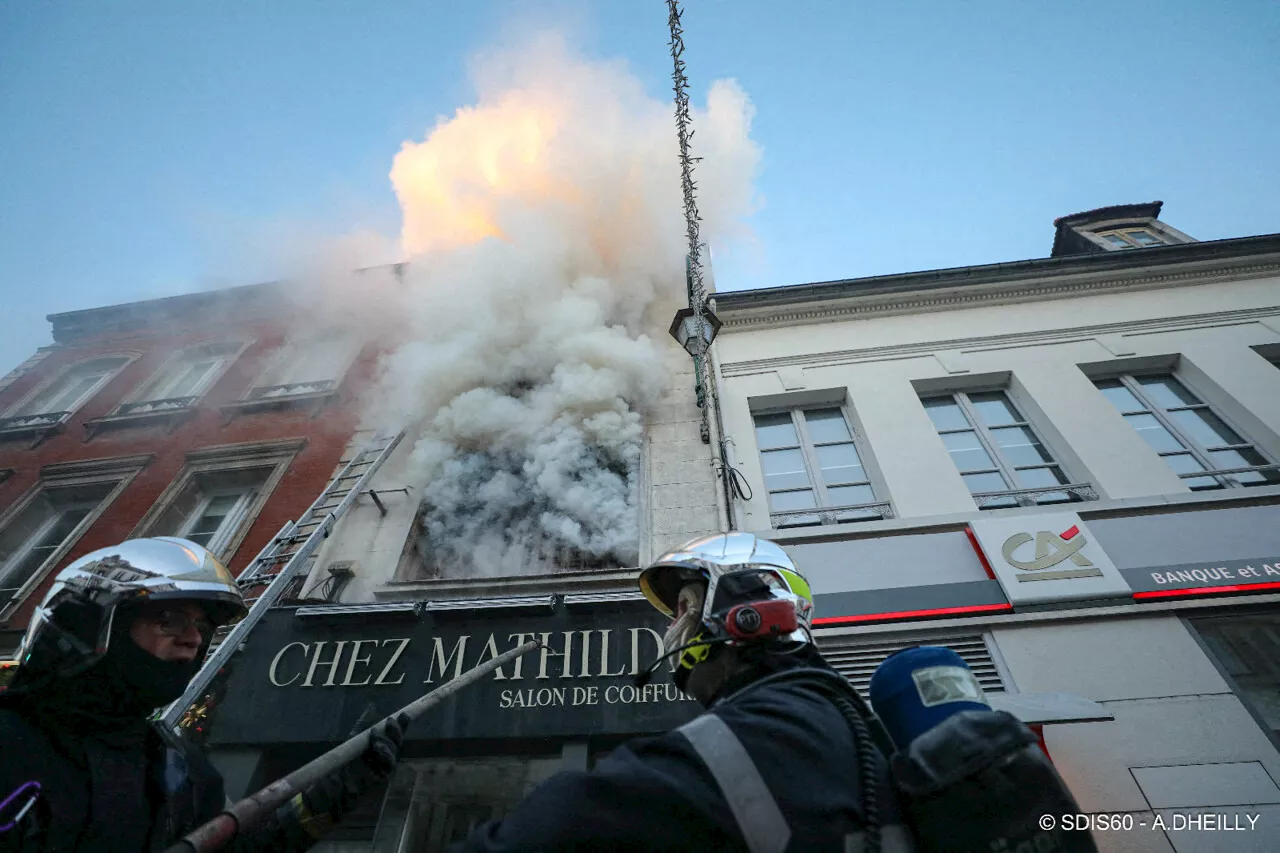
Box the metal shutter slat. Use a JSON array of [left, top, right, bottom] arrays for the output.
[[816, 633, 1005, 699]]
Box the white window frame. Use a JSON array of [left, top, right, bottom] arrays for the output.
[[1093, 371, 1279, 490], [1093, 227, 1169, 249], [1082, 217, 1191, 252], [751, 401, 892, 529], [172, 485, 262, 556], [121, 341, 247, 414], [247, 330, 361, 400], [920, 388, 1095, 510], [0, 454, 150, 619], [1, 355, 135, 428], [130, 439, 304, 562]]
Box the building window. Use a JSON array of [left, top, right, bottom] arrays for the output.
[[1094, 227, 1169, 250], [133, 440, 303, 563], [1189, 615, 1280, 742], [753, 406, 889, 528], [148, 469, 269, 555], [0, 483, 116, 611], [1094, 374, 1280, 490], [1, 356, 129, 428], [921, 391, 1090, 510], [248, 332, 360, 399], [126, 342, 241, 412]]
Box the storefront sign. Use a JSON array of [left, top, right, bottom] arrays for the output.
[[208, 604, 700, 747], [1122, 558, 1280, 597], [968, 514, 1131, 605]]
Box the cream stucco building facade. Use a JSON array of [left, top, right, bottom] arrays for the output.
[[208, 203, 1280, 851]]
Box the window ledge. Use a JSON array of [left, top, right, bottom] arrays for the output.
[[0, 412, 69, 446], [973, 482, 1098, 510], [373, 567, 643, 603], [84, 399, 198, 438], [220, 387, 337, 419], [757, 483, 1280, 544], [771, 500, 895, 530]]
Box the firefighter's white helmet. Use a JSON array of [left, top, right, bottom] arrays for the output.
[[639, 531, 815, 676]]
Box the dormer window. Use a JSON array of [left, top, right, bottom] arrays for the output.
[[1095, 227, 1169, 250], [1050, 201, 1195, 258]]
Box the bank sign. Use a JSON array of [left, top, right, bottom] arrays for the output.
[[1122, 557, 1280, 597], [968, 513, 1131, 606], [208, 604, 700, 747]]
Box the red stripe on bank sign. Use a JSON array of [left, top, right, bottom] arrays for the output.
[[813, 602, 1014, 626], [1060, 525, 1080, 540], [964, 527, 997, 580], [1133, 581, 1280, 600]]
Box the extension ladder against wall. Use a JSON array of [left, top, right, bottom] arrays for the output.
[[160, 430, 406, 729]]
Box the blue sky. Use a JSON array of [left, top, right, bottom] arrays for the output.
[[2, 0, 1278, 374]]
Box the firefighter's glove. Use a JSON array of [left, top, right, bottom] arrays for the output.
[[361, 712, 408, 778], [281, 714, 409, 840]]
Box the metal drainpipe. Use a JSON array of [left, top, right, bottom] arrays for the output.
[[705, 299, 736, 532]]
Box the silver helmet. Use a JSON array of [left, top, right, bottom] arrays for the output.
[[639, 533, 815, 679], [8, 537, 247, 684]]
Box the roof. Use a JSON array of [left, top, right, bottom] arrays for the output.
[[43, 264, 406, 346], [712, 232, 1280, 318], [46, 280, 293, 345], [1053, 201, 1163, 228]]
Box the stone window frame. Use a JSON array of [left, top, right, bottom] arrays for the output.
[[1089, 367, 1279, 491], [245, 327, 364, 401], [748, 390, 894, 530], [114, 340, 251, 415], [82, 340, 252, 438], [0, 352, 139, 440], [0, 454, 153, 621], [129, 438, 306, 563]]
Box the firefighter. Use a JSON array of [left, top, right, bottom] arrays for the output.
[[449, 532, 912, 852], [0, 537, 404, 852]]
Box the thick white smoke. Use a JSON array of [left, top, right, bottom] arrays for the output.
[[365, 34, 760, 576]]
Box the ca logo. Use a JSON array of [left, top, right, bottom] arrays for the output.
[[1001, 525, 1103, 582]]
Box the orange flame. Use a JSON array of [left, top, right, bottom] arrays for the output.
[[391, 93, 579, 255]]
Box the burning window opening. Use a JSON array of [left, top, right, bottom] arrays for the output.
[[396, 501, 631, 581]]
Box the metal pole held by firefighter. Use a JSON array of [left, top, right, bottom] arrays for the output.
[[164, 638, 543, 853]]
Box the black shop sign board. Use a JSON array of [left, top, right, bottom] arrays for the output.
[[207, 604, 699, 746]]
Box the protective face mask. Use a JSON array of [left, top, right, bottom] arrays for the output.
[[663, 583, 706, 655]]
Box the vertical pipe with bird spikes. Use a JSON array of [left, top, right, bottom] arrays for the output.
[[667, 0, 716, 447]]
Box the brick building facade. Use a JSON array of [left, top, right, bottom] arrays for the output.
[[0, 281, 369, 654]]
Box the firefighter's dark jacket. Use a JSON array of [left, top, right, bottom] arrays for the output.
[[450, 648, 906, 853], [0, 625, 340, 853], [1, 701, 222, 852]]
